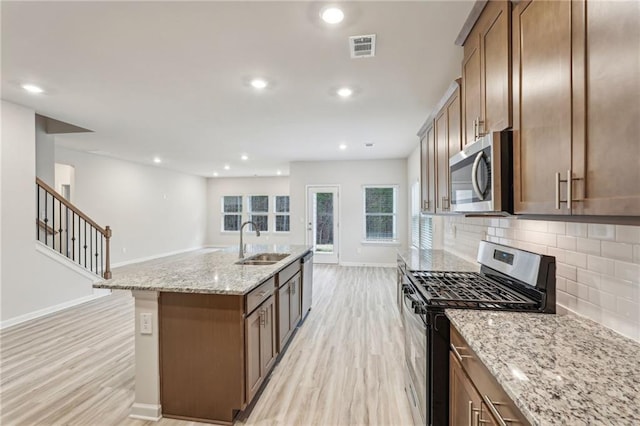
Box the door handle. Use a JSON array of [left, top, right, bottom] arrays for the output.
[[471, 152, 485, 200]]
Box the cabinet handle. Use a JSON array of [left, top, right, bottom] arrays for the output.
[[482, 395, 518, 426], [477, 118, 485, 138], [468, 401, 473, 426], [450, 344, 471, 362], [441, 196, 449, 210], [259, 310, 266, 327], [423, 200, 429, 210], [555, 169, 582, 211]]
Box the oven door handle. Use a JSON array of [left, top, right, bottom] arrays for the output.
[[403, 293, 429, 329], [471, 151, 485, 201]]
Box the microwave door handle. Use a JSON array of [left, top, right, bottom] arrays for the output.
[[471, 152, 485, 201]]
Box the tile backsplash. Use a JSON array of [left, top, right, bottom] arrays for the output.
[[442, 216, 640, 342]]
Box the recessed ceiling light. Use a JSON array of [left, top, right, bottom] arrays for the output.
[[21, 83, 44, 94], [224, 164, 230, 170], [153, 157, 162, 164], [276, 170, 282, 176], [250, 79, 268, 89], [241, 154, 249, 161], [339, 143, 347, 150], [213, 172, 219, 177], [321, 7, 344, 24], [337, 87, 353, 98]]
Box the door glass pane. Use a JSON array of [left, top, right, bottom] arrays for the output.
[[314, 192, 334, 253]]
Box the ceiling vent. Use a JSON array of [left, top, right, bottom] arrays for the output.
[[349, 34, 376, 59]]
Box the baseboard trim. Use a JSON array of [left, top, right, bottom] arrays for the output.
[[339, 261, 396, 268], [111, 246, 205, 268], [130, 403, 162, 421], [0, 290, 110, 330], [35, 241, 103, 282]]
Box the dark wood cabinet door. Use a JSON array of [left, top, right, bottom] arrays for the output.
[[447, 88, 462, 163], [245, 307, 263, 402], [289, 273, 302, 330], [571, 0, 640, 216], [260, 295, 277, 376], [278, 283, 290, 351], [481, 0, 511, 133], [435, 109, 449, 212], [449, 351, 482, 426], [513, 0, 572, 215], [462, 33, 482, 147], [420, 124, 436, 214], [435, 83, 461, 213]]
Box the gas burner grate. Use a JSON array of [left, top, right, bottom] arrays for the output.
[[409, 271, 538, 309]]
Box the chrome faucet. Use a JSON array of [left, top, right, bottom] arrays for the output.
[[239, 221, 261, 259]]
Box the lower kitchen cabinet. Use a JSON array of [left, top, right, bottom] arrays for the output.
[[246, 294, 277, 402], [450, 324, 530, 426], [278, 271, 302, 351]]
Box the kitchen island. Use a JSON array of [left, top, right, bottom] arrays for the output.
[[95, 244, 313, 424]]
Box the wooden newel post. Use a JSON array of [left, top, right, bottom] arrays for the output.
[[104, 226, 112, 279]]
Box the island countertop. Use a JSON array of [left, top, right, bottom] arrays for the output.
[[93, 244, 312, 295], [446, 309, 640, 426]]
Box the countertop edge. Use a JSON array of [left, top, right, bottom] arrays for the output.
[[93, 246, 312, 296]]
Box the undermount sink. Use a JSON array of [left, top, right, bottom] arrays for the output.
[[236, 252, 290, 266]]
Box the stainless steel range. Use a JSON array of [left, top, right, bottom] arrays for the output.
[[401, 241, 555, 426]]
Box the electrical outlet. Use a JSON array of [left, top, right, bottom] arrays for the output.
[[140, 313, 152, 335]]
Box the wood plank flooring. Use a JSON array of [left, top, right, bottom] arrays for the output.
[[0, 263, 412, 426]]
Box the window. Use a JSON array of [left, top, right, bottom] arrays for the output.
[[274, 196, 290, 232], [248, 195, 269, 232], [420, 215, 433, 250], [222, 196, 243, 231], [363, 186, 397, 241]]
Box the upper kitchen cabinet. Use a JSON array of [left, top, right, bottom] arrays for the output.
[[570, 0, 640, 216], [435, 81, 462, 213], [417, 80, 461, 215], [513, 0, 640, 216], [418, 121, 436, 214], [512, 0, 572, 215], [459, 0, 511, 147]]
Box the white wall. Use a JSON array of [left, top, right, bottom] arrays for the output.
[[442, 215, 640, 342], [35, 115, 55, 185], [1, 101, 37, 321], [1, 100, 100, 325], [290, 159, 408, 266], [55, 147, 208, 266], [206, 176, 290, 247]]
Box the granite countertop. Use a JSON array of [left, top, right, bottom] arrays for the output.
[[397, 247, 479, 272], [446, 310, 640, 426], [94, 244, 312, 295]]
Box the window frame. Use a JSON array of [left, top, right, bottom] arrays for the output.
[[362, 185, 398, 243], [221, 195, 243, 232], [273, 195, 291, 233]]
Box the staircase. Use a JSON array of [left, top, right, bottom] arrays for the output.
[[36, 178, 112, 279]]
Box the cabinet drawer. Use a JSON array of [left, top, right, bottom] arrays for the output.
[[278, 261, 300, 287], [450, 325, 530, 425], [246, 277, 275, 314]]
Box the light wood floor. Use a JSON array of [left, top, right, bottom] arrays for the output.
[[0, 263, 412, 426]]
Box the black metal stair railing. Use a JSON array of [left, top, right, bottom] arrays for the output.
[[36, 178, 112, 279]]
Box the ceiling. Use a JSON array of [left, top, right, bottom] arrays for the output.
[[2, 1, 473, 177]]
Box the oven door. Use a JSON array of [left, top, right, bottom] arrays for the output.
[[402, 286, 428, 425]]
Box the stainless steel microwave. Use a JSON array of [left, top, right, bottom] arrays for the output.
[[449, 131, 513, 214]]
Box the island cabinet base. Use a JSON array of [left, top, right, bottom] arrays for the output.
[[159, 292, 246, 424]]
